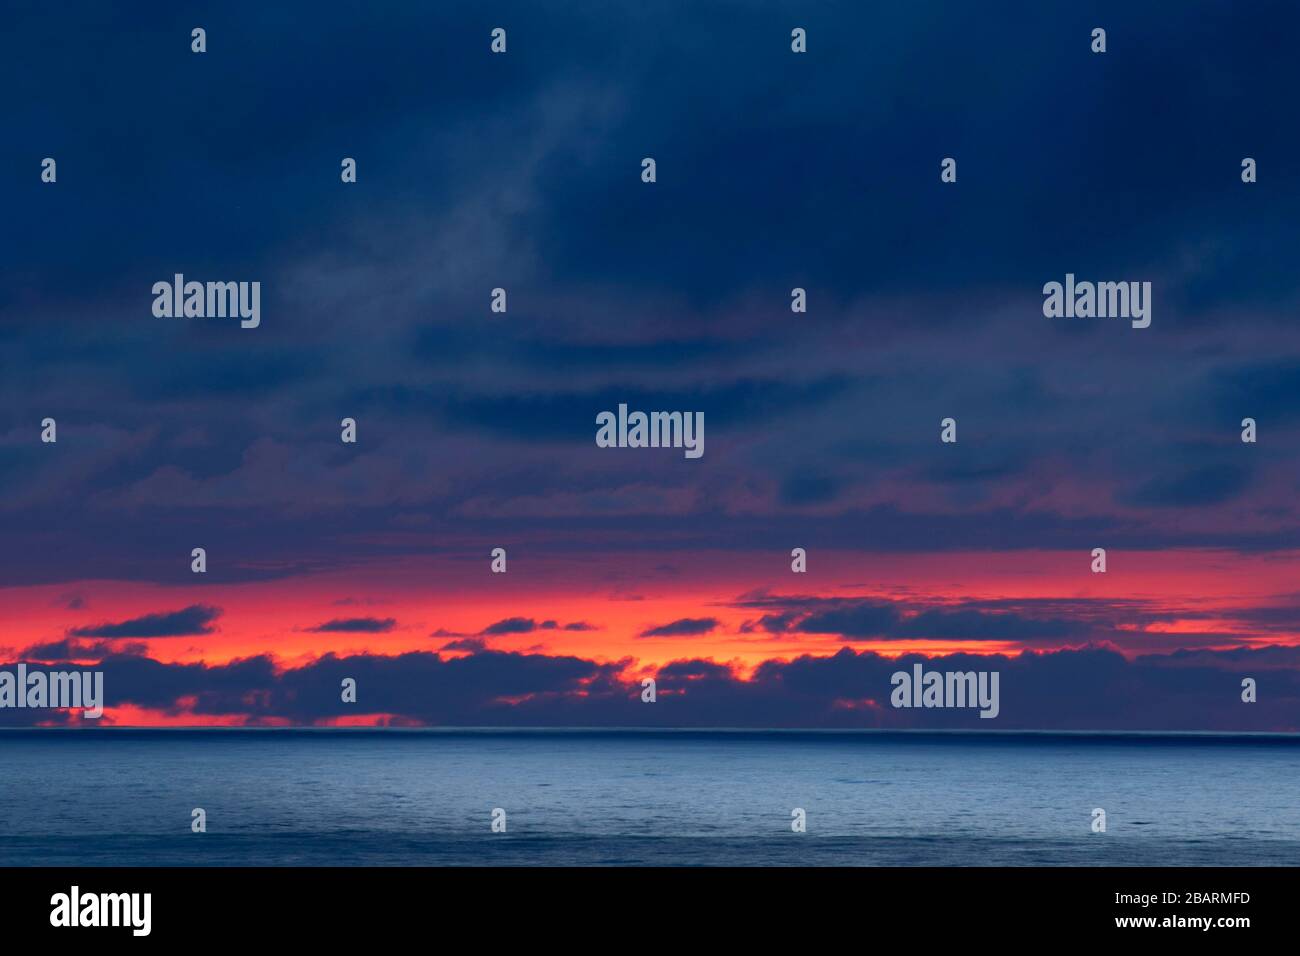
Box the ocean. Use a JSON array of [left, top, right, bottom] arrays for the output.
[[1, 729, 1296, 866]]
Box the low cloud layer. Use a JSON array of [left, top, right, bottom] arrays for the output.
[[3, 644, 1294, 731]]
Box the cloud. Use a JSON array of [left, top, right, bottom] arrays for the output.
[[440, 637, 489, 653], [1212, 361, 1300, 423], [20, 637, 148, 660], [3, 0, 1300, 750], [480, 617, 600, 635], [1, 643, 1296, 731], [482, 617, 544, 635], [639, 618, 719, 638], [69, 605, 222, 638], [1124, 463, 1252, 508], [795, 602, 903, 639], [355, 377, 851, 441], [738, 596, 1096, 642], [779, 473, 840, 506], [306, 617, 397, 634]]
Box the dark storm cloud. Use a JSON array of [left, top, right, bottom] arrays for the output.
[[6, 1, 1299, 307], [306, 617, 397, 634], [68, 605, 222, 638], [522, 3, 1300, 306]]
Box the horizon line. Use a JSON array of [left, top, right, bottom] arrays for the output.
[[2, 726, 1297, 738]]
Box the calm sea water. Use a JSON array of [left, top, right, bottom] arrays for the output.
[[0, 730, 1296, 866]]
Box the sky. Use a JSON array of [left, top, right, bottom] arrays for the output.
[[2, 1, 1299, 729]]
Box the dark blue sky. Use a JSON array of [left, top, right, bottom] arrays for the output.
[[1, 2, 1298, 728], [4, 2, 1300, 579]]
